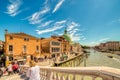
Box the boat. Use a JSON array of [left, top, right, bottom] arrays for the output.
[[107, 55, 113, 58]]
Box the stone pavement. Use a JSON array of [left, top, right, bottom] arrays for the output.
[[0, 74, 26, 80]]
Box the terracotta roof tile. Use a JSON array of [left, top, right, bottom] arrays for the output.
[[7, 32, 38, 39]]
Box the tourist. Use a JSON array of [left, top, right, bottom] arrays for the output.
[[26, 60, 40, 80], [12, 62, 19, 74], [7, 62, 13, 75]]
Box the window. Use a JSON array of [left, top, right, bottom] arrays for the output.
[[36, 46, 39, 51], [24, 38, 27, 41], [52, 48, 60, 52], [9, 36, 13, 40], [36, 40, 39, 42], [9, 45, 13, 51], [23, 45, 27, 53], [24, 38, 29, 41], [51, 41, 60, 46]]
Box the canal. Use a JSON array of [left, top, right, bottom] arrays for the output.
[[79, 49, 120, 69]]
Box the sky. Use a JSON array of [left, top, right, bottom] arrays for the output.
[[0, 0, 120, 46]]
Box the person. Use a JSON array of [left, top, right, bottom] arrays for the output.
[[7, 62, 13, 75], [12, 62, 19, 74], [26, 60, 40, 80]]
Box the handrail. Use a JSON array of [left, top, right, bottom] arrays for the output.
[[20, 66, 120, 80], [40, 66, 120, 78]]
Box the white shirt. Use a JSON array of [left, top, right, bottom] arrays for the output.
[[7, 64, 12, 71], [26, 66, 40, 80]]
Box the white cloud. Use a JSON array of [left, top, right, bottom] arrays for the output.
[[38, 20, 53, 27], [99, 38, 110, 42], [28, 6, 50, 24], [52, 0, 65, 13], [66, 21, 82, 42], [67, 22, 79, 31], [36, 20, 66, 34], [36, 26, 64, 35], [71, 34, 86, 42], [72, 36, 81, 42], [82, 37, 86, 40], [87, 37, 110, 46], [6, 0, 22, 16], [55, 20, 66, 24]]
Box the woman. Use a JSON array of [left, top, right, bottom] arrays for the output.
[[7, 62, 13, 75], [26, 60, 40, 80]]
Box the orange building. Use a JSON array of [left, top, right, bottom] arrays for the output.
[[57, 36, 70, 54], [70, 43, 82, 54], [5, 30, 41, 61], [40, 35, 71, 58], [4, 29, 83, 61], [40, 36, 61, 58]]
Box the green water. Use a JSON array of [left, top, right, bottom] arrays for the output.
[[56, 49, 120, 80], [79, 49, 120, 69]]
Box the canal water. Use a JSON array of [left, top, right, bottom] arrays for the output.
[[79, 49, 120, 69]]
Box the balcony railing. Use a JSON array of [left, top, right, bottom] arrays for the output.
[[21, 66, 120, 80]]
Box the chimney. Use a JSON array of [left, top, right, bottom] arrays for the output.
[[5, 29, 8, 34]]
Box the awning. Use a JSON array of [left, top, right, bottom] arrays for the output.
[[14, 57, 23, 60], [17, 59, 26, 62]]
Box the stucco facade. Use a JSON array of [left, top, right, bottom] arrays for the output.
[[4, 30, 83, 61], [5, 32, 41, 60]]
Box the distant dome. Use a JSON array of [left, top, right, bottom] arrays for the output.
[[63, 29, 71, 42]]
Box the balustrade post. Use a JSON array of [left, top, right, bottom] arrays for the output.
[[66, 74, 70, 80], [40, 69, 45, 80], [51, 72, 55, 80], [92, 76, 96, 80], [46, 71, 51, 80], [60, 74, 65, 80], [73, 74, 76, 80], [81, 75, 84, 80], [56, 73, 60, 80], [39, 66, 120, 80]]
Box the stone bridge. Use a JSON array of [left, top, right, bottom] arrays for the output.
[[21, 66, 120, 80]]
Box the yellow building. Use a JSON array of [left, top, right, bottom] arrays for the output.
[[5, 30, 41, 61]]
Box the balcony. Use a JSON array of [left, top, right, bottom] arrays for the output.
[[21, 66, 120, 80]]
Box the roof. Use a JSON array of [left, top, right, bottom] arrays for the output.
[[6, 32, 39, 39]]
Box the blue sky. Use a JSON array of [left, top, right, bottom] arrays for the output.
[[0, 0, 120, 46]]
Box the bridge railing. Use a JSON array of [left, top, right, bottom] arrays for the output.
[[20, 66, 120, 80]]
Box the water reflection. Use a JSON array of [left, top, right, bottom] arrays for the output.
[[79, 49, 120, 69]]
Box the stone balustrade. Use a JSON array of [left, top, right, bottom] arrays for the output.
[[21, 66, 120, 80]]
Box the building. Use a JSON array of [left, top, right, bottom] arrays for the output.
[[40, 29, 72, 59], [40, 36, 61, 58], [5, 30, 41, 61], [98, 41, 120, 53], [4, 29, 83, 61], [0, 40, 4, 55], [70, 43, 82, 54], [106, 41, 120, 51]]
